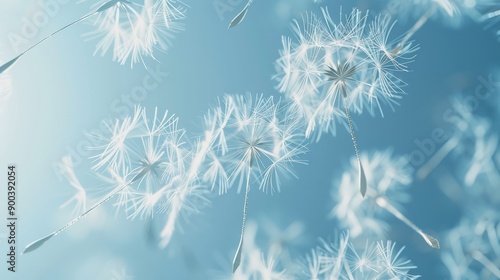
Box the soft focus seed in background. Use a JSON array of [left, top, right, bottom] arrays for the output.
[[330, 149, 439, 249]]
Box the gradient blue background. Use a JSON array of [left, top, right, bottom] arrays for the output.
[[0, 0, 499, 279]]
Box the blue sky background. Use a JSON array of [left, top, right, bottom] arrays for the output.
[[0, 0, 499, 279]]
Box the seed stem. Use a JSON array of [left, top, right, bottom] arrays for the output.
[[375, 196, 440, 249], [0, 0, 121, 74], [23, 170, 141, 254], [342, 96, 367, 197], [232, 165, 252, 273]]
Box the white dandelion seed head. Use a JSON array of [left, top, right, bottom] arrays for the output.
[[82, 105, 210, 249], [274, 8, 417, 139], [88, 105, 187, 219], [202, 93, 307, 195], [85, 0, 187, 67]]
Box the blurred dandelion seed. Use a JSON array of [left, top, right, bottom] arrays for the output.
[[58, 156, 88, 218], [387, 0, 500, 42], [442, 210, 500, 279], [228, 0, 253, 29], [384, 0, 458, 33], [111, 267, 134, 280], [417, 96, 492, 180], [330, 149, 439, 249]]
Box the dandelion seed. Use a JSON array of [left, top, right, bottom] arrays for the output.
[[417, 95, 492, 179], [330, 149, 439, 249], [23, 105, 206, 253], [202, 94, 306, 272], [275, 8, 417, 196], [0, 0, 187, 72], [23, 175, 134, 254]]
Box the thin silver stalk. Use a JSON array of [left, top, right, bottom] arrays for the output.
[[232, 166, 252, 273], [342, 96, 367, 197], [375, 196, 440, 249], [0, 0, 121, 74], [23, 169, 140, 254]]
